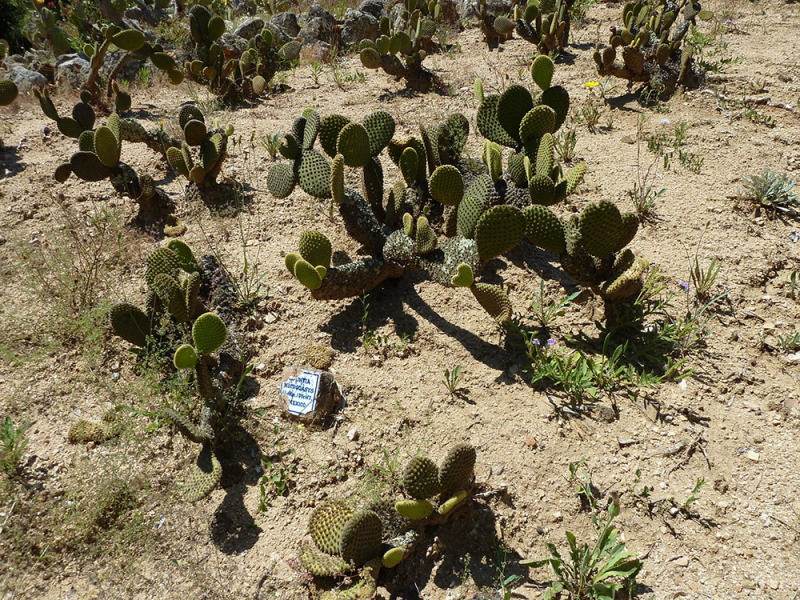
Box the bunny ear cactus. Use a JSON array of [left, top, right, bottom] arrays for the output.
[[184, 5, 297, 102], [515, 0, 574, 55], [471, 0, 515, 50], [359, 0, 441, 91], [593, 0, 711, 94], [48, 109, 175, 222], [166, 106, 231, 200]]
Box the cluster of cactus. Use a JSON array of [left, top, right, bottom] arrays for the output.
[[272, 56, 649, 327], [37, 91, 174, 221], [471, 0, 516, 50], [298, 443, 476, 600], [515, 0, 574, 55], [184, 5, 300, 102], [593, 0, 712, 94], [359, 0, 441, 91], [109, 242, 230, 501], [67, 412, 120, 444], [81, 23, 183, 103], [166, 105, 233, 199]]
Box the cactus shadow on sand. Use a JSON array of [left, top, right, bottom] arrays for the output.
[[0, 146, 25, 180], [208, 408, 264, 554]]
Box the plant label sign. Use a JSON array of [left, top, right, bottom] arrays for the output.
[[281, 371, 321, 417]]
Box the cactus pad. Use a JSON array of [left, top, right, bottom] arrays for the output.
[[331, 154, 346, 205], [451, 263, 474, 287], [179, 105, 205, 129], [294, 258, 323, 289], [523, 205, 566, 254], [403, 456, 441, 499], [299, 543, 352, 576], [337, 122, 371, 168], [152, 273, 189, 322], [457, 192, 489, 240], [519, 105, 557, 142], [579, 200, 623, 260], [362, 111, 395, 157], [438, 490, 468, 515], [470, 283, 512, 322], [395, 499, 435, 520], [70, 151, 113, 182], [68, 420, 110, 444], [399, 147, 419, 187], [192, 312, 227, 355], [167, 239, 200, 273], [438, 442, 476, 495], [297, 150, 332, 199], [267, 163, 296, 198], [310, 498, 355, 556], [110, 302, 151, 347], [185, 444, 222, 502], [318, 114, 351, 157], [0, 79, 18, 106], [531, 55, 554, 91], [541, 86, 570, 131], [174, 344, 199, 369], [528, 174, 557, 206], [616, 212, 639, 252], [475, 205, 526, 261], [415, 217, 438, 255], [302, 109, 321, 150], [94, 126, 121, 168], [299, 231, 333, 269], [598, 251, 648, 301], [340, 510, 382, 566], [476, 95, 516, 148], [428, 165, 464, 206], [184, 119, 208, 146], [383, 547, 405, 568], [497, 85, 534, 145]]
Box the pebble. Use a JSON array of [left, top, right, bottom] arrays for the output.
[[347, 427, 358, 441], [746, 450, 760, 462], [552, 511, 563, 523], [674, 556, 690, 567], [526, 434, 538, 449]]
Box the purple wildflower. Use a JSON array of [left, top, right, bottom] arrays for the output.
[[546, 338, 556, 346], [678, 281, 690, 292], [532, 338, 541, 346]]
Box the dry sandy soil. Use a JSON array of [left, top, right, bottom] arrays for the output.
[[1, 1, 800, 599]]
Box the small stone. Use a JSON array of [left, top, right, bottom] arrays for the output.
[[347, 427, 359, 441], [265, 313, 277, 324], [551, 511, 563, 523], [742, 401, 762, 413], [526, 434, 538, 449], [746, 450, 760, 462], [617, 437, 637, 447], [674, 556, 690, 567]]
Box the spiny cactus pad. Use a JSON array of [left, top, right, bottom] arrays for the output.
[[531, 55, 554, 91], [174, 344, 199, 369], [310, 498, 356, 556], [110, 302, 151, 347], [267, 163, 296, 199], [523, 205, 566, 254], [299, 231, 333, 269], [395, 499, 435, 520], [415, 217, 438, 255], [451, 263, 474, 287], [68, 420, 111, 444], [438, 443, 477, 495], [298, 150, 332, 199], [185, 444, 222, 502], [340, 510, 383, 566], [192, 312, 227, 355], [337, 122, 371, 168], [475, 205, 526, 261], [362, 111, 395, 157], [579, 200, 623, 260], [470, 283, 512, 322], [299, 542, 352, 576], [403, 456, 441, 499], [439, 490, 468, 515], [0, 79, 18, 106], [294, 258, 324, 289], [497, 85, 534, 145], [319, 114, 351, 158]]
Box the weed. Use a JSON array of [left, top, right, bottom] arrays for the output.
[[646, 120, 703, 173], [775, 331, 800, 352], [494, 543, 522, 600], [554, 126, 577, 162], [574, 103, 602, 133], [259, 424, 296, 510], [739, 169, 798, 217], [442, 365, 463, 396], [684, 223, 720, 303], [521, 497, 642, 600], [261, 131, 282, 160], [639, 83, 668, 112], [0, 416, 30, 478], [527, 281, 581, 330], [629, 118, 665, 222], [669, 477, 706, 516], [138, 65, 152, 88], [310, 61, 323, 86], [568, 457, 603, 523]]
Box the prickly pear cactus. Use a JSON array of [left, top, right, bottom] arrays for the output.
[[515, 0, 574, 55], [358, 0, 441, 91], [0, 80, 18, 106], [593, 0, 712, 94]]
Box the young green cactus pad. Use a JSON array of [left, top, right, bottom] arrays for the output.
[[438, 442, 477, 496], [67, 420, 113, 444], [403, 456, 441, 499], [192, 313, 228, 355], [184, 444, 223, 502], [593, 0, 710, 94]]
